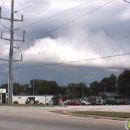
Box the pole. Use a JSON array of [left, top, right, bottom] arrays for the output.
[[33, 80, 34, 95], [0, 0, 25, 104], [8, 0, 14, 104]]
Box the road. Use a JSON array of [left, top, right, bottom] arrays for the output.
[[0, 106, 126, 130]]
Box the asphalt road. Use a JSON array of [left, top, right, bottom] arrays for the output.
[[0, 106, 126, 130]]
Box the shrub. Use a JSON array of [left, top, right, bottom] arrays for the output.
[[34, 100, 39, 104], [39, 103, 43, 105], [13, 101, 19, 104], [25, 100, 30, 104]]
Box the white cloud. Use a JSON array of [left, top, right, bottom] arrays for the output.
[[22, 25, 130, 68]]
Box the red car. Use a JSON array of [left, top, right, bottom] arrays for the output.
[[123, 99, 130, 105], [67, 100, 81, 105]]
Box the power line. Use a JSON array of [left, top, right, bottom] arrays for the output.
[[18, 0, 114, 48], [15, 0, 45, 12], [16, 0, 92, 12], [16, 0, 93, 30], [0, 0, 9, 8], [16, 52, 130, 69], [0, 20, 10, 31]]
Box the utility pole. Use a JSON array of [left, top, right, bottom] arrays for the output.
[[0, 0, 25, 104], [33, 80, 34, 95]]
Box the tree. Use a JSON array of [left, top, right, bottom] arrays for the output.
[[89, 81, 100, 95], [100, 74, 117, 92], [89, 74, 117, 95], [13, 83, 24, 95], [77, 83, 86, 98], [29, 79, 60, 95], [67, 83, 79, 99], [117, 69, 130, 96]]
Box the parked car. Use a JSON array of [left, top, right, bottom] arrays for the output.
[[122, 99, 130, 105], [115, 98, 124, 105], [88, 96, 105, 105], [67, 100, 81, 105], [104, 97, 116, 105], [63, 100, 71, 105], [104, 97, 126, 105], [46, 100, 53, 105], [80, 100, 91, 105]]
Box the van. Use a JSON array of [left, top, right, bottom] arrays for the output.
[[88, 96, 105, 105]]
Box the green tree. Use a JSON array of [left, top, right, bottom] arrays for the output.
[[117, 69, 130, 96], [67, 83, 79, 99], [100, 74, 117, 92], [77, 83, 86, 98], [29, 79, 59, 95], [13, 83, 24, 95], [89, 81, 100, 95]]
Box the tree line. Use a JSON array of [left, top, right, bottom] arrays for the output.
[[1, 69, 130, 98]]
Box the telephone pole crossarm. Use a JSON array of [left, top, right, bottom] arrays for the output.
[[0, 7, 11, 21]]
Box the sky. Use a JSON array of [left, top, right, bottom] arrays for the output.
[[0, 0, 130, 86]]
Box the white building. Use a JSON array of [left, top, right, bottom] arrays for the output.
[[13, 95, 54, 104]]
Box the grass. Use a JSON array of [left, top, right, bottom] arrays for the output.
[[72, 111, 130, 118]]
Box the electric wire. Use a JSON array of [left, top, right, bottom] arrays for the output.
[[15, 0, 45, 12], [16, 0, 91, 12], [0, 20, 10, 31], [16, 0, 93, 30], [16, 52, 130, 69], [18, 0, 114, 48]]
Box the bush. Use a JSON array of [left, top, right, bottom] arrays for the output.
[[39, 103, 43, 105], [13, 101, 19, 104], [25, 100, 30, 104], [34, 100, 39, 104]]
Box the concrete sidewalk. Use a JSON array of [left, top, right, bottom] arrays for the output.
[[52, 105, 130, 113]]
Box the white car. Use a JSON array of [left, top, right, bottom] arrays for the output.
[[63, 100, 71, 105], [47, 100, 53, 105], [81, 100, 91, 105]]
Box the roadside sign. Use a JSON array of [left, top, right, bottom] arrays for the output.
[[0, 89, 6, 93]]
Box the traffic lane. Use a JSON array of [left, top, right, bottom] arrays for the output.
[[0, 112, 125, 130]]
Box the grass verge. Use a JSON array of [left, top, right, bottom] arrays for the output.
[[72, 111, 130, 118]]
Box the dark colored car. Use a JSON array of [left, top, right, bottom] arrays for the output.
[[104, 97, 116, 105], [67, 100, 81, 105], [104, 97, 125, 105]]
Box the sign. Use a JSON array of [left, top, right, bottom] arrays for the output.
[[0, 89, 6, 93]]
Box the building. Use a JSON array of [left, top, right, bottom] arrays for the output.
[[13, 95, 54, 104]]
